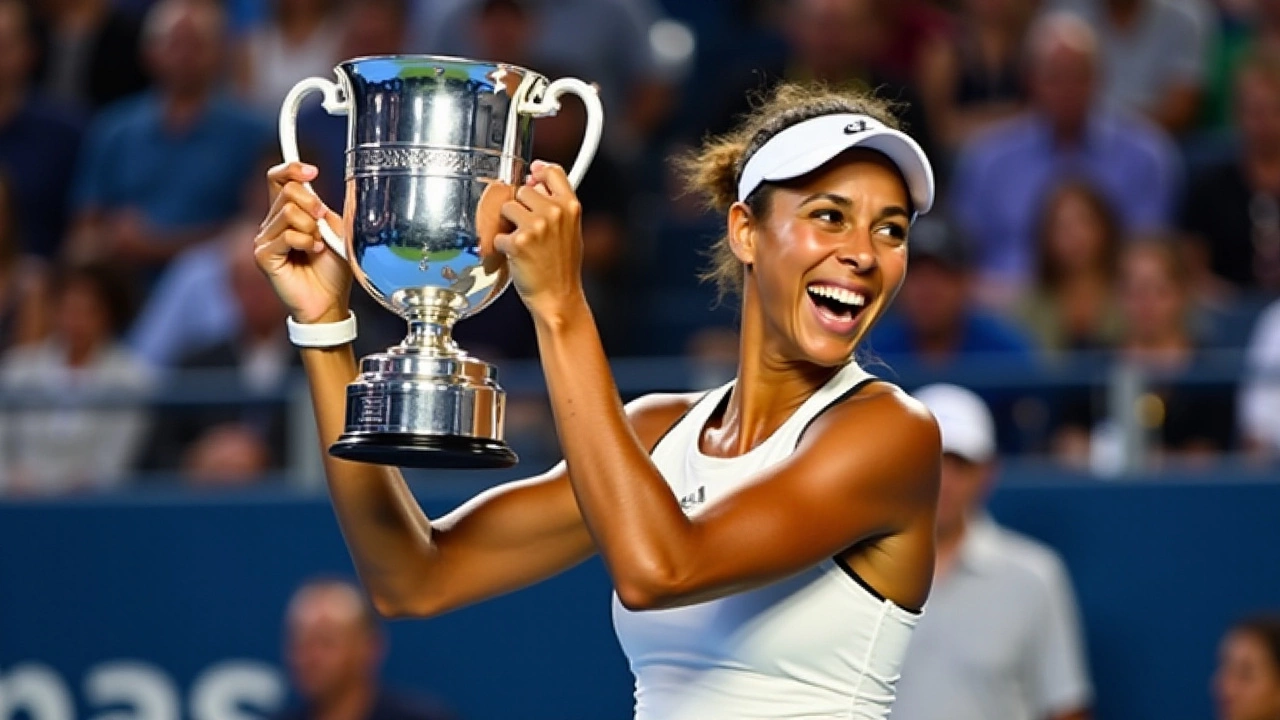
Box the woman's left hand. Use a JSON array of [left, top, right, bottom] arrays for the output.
[[495, 161, 587, 322]]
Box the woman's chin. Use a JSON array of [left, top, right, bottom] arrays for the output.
[[798, 336, 858, 367]]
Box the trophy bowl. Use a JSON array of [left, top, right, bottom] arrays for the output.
[[280, 55, 603, 469]]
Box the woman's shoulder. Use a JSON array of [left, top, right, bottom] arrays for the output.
[[804, 379, 941, 459]]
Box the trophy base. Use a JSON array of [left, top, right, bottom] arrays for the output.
[[336, 345, 516, 471], [329, 433, 518, 469]]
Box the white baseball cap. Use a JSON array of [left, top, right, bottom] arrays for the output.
[[913, 383, 996, 463], [736, 113, 935, 217]]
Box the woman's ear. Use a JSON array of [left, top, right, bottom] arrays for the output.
[[728, 201, 757, 266]]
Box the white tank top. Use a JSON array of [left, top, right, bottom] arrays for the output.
[[612, 362, 922, 719]]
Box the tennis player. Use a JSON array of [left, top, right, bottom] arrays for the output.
[[255, 82, 942, 719]]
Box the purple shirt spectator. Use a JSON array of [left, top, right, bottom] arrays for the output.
[[946, 10, 1181, 307], [949, 110, 1180, 292]]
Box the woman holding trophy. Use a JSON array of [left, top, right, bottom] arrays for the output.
[[257, 76, 941, 719]]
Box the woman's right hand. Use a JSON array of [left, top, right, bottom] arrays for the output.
[[255, 162, 352, 324]]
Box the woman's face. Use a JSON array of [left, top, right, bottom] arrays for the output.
[[1119, 246, 1185, 342], [1215, 630, 1280, 720], [737, 149, 911, 367], [1045, 189, 1108, 274]]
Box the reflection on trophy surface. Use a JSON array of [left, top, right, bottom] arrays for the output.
[[280, 55, 603, 469]]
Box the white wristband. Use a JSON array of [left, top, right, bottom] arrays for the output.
[[286, 311, 358, 348]]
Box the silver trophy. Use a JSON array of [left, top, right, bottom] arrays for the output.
[[279, 55, 603, 469]]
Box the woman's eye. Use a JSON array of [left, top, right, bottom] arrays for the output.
[[811, 208, 844, 224], [876, 224, 908, 241]]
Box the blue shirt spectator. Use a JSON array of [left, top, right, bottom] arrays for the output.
[[64, 0, 271, 278], [947, 10, 1180, 309], [71, 91, 270, 234]]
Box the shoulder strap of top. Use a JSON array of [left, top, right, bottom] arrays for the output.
[[793, 365, 880, 449], [647, 384, 733, 456]]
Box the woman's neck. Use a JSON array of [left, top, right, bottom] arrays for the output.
[[710, 301, 841, 457]]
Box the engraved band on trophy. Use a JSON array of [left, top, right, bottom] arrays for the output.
[[279, 55, 604, 469]]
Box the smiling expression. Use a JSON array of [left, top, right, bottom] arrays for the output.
[[730, 148, 912, 366]]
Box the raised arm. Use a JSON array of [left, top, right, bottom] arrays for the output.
[[495, 163, 941, 611], [254, 162, 693, 618]]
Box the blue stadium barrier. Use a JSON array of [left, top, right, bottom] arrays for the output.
[[2, 473, 1278, 720]]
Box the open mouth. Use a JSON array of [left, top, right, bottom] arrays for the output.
[[806, 282, 868, 330]]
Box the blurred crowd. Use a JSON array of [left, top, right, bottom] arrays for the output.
[[2, 0, 1280, 494]]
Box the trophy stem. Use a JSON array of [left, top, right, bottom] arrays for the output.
[[403, 316, 460, 355]]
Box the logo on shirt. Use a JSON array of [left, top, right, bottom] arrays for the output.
[[679, 486, 706, 511]]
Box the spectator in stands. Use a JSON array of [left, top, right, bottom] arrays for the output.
[[0, 171, 51, 352], [0, 0, 84, 260], [949, 10, 1179, 309], [1180, 49, 1280, 295], [30, 0, 149, 114], [918, 0, 1035, 151], [126, 147, 278, 370], [1239, 298, 1280, 462], [64, 0, 271, 277], [127, 146, 401, 371], [1018, 179, 1123, 355], [141, 224, 296, 484], [863, 213, 1042, 452], [233, 0, 342, 118], [0, 260, 151, 495], [297, 0, 408, 210], [893, 383, 1093, 720], [1214, 614, 1280, 720], [1046, 0, 1213, 135], [420, 0, 676, 158], [274, 578, 457, 720], [1053, 239, 1236, 471]]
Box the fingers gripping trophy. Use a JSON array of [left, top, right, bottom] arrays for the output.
[[279, 56, 603, 469]]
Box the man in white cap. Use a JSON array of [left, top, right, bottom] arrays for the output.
[[892, 384, 1094, 720]]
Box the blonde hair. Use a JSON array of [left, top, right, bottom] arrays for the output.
[[676, 82, 905, 301]]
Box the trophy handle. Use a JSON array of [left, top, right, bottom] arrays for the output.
[[518, 78, 604, 189], [279, 76, 350, 259]]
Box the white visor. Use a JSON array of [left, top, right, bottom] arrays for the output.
[[736, 113, 935, 217]]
